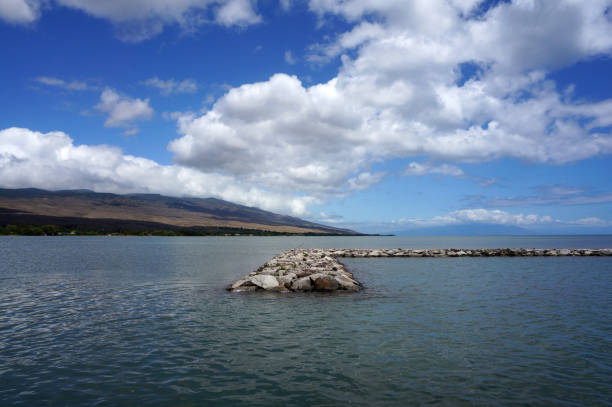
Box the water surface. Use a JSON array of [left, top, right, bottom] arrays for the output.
[[1, 236, 611, 406]]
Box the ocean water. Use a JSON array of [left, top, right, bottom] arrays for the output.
[[1, 236, 611, 406]]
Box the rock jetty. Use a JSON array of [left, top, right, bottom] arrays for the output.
[[228, 249, 362, 293], [227, 248, 612, 293]]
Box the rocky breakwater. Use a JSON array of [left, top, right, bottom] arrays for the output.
[[227, 248, 612, 293], [331, 248, 612, 258], [227, 249, 362, 293]]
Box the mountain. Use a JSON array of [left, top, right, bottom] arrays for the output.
[[0, 188, 358, 235]]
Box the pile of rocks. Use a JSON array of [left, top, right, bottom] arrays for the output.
[[227, 249, 362, 292], [227, 247, 612, 293], [330, 248, 612, 257]]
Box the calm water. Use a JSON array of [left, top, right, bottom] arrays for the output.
[[1, 236, 611, 406]]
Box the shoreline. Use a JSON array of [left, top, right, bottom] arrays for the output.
[[227, 247, 612, 292]]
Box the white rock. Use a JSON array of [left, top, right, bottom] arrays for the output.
[[250, 275, 279, 290]]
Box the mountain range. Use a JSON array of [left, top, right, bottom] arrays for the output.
[[0, 188, 357, 235]]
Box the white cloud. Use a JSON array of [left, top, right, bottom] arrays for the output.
[[2, 0, 262, 40], [318, 211, 344, 224], [399, 208, 556, 228], [347, 171, 385, 191], [168, 73, 373, 196], [2, 127, 609, 226], [143, 77, 197, 95], [95, 88, 153, 128], [0, 127, 317, 216], [35, 76, 93, 91], [0, 0, 38, 24], [122, 128, 140, 136], [284, 50, 296, 64], [404, 162, 464, 177], [6, 2, 612, 217], [215, 0, 261, 27], [570, 217, 611, 226], [336, 209, 611, 234], [164, 1, 612, 201], [308, 21, 386, 62]]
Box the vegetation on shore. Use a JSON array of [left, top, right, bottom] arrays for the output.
[[0, 223, 362, 236]]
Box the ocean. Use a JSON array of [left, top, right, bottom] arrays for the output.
[[1, 236, 611, 406]]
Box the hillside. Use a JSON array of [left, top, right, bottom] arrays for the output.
[[0, 188, 358, 235]]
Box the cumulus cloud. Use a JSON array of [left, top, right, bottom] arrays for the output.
[[215, 0, 261, 27], [0, 127, 317, 216], [2, 0, 262, 40], [347, 171, 385, 191], [6, 2, 612, 219], [35, 76, 93, 91], [404, 162, 464, 177], [143, 77, 197, 96], [95, 88, 153, 128], [0, 0, 39, 23], [165, 2, 612, 200]]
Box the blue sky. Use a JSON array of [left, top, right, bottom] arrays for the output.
[[1, 0, 612, 234]]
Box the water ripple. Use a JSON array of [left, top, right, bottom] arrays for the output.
[[1, 238, 611, 406]]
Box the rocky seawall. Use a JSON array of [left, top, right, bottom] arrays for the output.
[[227, 248, 612, 293]]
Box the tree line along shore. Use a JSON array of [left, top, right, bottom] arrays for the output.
[[0, 224, 359, 237]]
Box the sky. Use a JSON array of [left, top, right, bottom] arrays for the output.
[[1, 0, 612, 234]]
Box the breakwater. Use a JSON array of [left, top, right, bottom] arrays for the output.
[[227, 248, 612, 292]]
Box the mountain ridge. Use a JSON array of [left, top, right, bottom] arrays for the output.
[[0, 188, 358, 235]]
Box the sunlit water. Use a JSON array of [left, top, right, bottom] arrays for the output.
[[1, 236, 611, 406]]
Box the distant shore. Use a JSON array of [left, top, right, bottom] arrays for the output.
[[0, 223, 369, 237]]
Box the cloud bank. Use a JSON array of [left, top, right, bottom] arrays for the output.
[[0, 127, 317, 215], [2, 1, 612, 224], [167, 1, 612, 202]]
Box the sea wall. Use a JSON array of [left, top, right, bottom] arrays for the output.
[[227, 248, 612, 292]]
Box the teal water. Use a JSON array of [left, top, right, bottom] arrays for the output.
[[1, 236, 611, 406]]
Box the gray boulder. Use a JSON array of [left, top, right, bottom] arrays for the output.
[[291, 276, 313, 291], [335, 275, 360, 291]]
